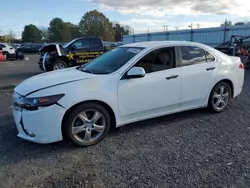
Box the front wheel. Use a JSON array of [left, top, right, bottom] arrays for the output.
[[62, 103, 111, 147], [207, 82, 232, 113], [52, 59, 67, 70]]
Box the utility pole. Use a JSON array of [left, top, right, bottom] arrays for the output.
[[196, 23, 200, 29], [188, 23, 193, 30], [188, 23, 193, 41], [223, 19, 227, 43], [163, 25, 168, 31], [175, 26, 179, 30]]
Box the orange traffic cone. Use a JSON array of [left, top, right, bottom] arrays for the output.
[[0, 49, 5, 61]]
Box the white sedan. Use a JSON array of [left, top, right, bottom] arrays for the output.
[[12, 41, 244, 147]]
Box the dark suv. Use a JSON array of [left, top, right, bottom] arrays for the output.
[[39, 37, 107, 72]]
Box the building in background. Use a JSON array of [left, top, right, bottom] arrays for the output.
[[123, 25, 250, 47]]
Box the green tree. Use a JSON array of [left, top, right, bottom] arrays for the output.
[[48, 18, 71, 42], [234, 22, 245, 26], [123, 25, 133, 35], [221, 20, 233, 27], [40, 26, 49, 42], [65, 22, 81, 39], [7, 30, 16, 43], [22, 24, 42, 42], [113, 22, 130, 41], [79, 10, 115, 41]]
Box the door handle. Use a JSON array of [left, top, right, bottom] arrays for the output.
[[206, 67, 216, 71], [166, 75, 179, 80]]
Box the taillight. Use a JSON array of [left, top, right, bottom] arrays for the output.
[[239, 63, 244, 69]]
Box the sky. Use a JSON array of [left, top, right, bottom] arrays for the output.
[[1, 0, 250, 38]]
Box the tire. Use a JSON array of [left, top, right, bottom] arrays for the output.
[[207, 82, 232, 113], [4, 52, 9, 60], [17, 52, 24, 60], [62, 102, 111, 147], [52, 59, 67, 70]]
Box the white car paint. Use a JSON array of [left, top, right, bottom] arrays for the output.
[[0, 43, 15, 54], [12, 41, 244, 144]]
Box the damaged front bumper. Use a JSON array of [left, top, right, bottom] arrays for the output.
[[38, 44, 64, 72], [12, 102, 66, 144]]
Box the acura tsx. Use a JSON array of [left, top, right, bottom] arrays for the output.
[[13, 41, 244, 147]]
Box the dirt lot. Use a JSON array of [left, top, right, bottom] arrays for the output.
[[0, 58, 249, 188]]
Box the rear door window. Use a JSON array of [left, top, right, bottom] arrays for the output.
[[180, 46, 206, 66], [73, 39, 90, 49], [179, 46, 216, 66], [91, 38, 102, 48]]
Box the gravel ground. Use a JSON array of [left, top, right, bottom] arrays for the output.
[[0, 69, 249, 187]]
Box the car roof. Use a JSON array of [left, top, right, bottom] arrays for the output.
[[121, 41, 228, 59], [0, 43, 11, 46], [122, 41, 208, 48], [76, 37, 102, 40]]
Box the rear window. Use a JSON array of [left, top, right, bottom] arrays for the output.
[[205, 51, 216, 62]]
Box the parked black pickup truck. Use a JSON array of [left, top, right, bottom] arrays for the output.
[[39, 37, 109, 72]]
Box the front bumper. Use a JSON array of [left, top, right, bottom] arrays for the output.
[[13, 104, 66, 144], [8, 53, 17, 58], [38, 56, 53, 72]]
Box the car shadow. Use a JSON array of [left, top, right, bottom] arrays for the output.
[[0, 107, 218, 166], [0, 115, 79, 166], [109, 107, 217, 136]]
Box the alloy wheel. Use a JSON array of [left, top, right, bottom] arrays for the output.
[[213, 86, 230, 110], [54, 61, 66, 70], [71, 109, 106, 144]]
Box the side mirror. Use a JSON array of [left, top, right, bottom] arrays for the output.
[[126, 67, 146, 79]]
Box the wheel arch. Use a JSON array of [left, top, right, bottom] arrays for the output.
[[61, 100, 117, 135], [211, 79, 234, 98], [56, 56, 69, 65]]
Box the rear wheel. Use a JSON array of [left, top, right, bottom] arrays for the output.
[[208, 82, 232, 113], [52, 59, 67, 70], [62, 103, 111, 147]]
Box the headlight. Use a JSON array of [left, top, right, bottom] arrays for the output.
[[14, 94, 65, 110]]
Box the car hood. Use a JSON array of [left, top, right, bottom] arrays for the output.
[[15, 68, 94, 96]]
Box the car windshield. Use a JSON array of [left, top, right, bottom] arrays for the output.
[[81, 47, 144, 74], [63, 39, 78, 48]]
